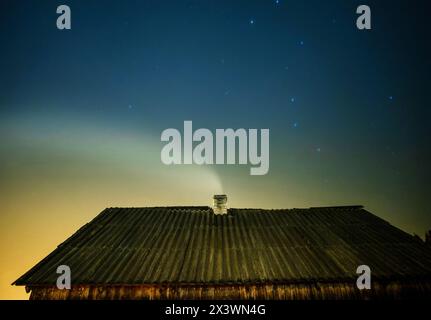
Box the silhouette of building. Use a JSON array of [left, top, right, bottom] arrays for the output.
[[13, 195, 431, 299]]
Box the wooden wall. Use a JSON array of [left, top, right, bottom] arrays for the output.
[[28, 281, 431, 300]]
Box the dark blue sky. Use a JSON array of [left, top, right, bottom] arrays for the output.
[[1, 0, 431, 236]]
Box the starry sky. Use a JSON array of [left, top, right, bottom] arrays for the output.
[[0, 0, 430, 299]]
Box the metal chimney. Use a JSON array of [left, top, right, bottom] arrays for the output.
[[213, 195, 227, 215]]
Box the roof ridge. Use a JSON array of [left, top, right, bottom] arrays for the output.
[[107, 206, 212, 209], [309, 205, 363, 210], [103, 205, 364, 211]]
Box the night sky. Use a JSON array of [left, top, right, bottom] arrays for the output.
[[0, 0, 430, 299]]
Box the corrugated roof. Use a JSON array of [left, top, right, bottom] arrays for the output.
[[13, 206, 431, 286]]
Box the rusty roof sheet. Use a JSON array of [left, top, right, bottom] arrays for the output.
[[13, 206, 431, 286]]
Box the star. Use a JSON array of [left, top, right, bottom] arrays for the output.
[[389, 96, 393, 100], [293, 122, 298, 128], [250, 19, 255, 25], [300, 40, 304, 45], [290, 97, 295, 103], [316, 147, 321, 152]]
